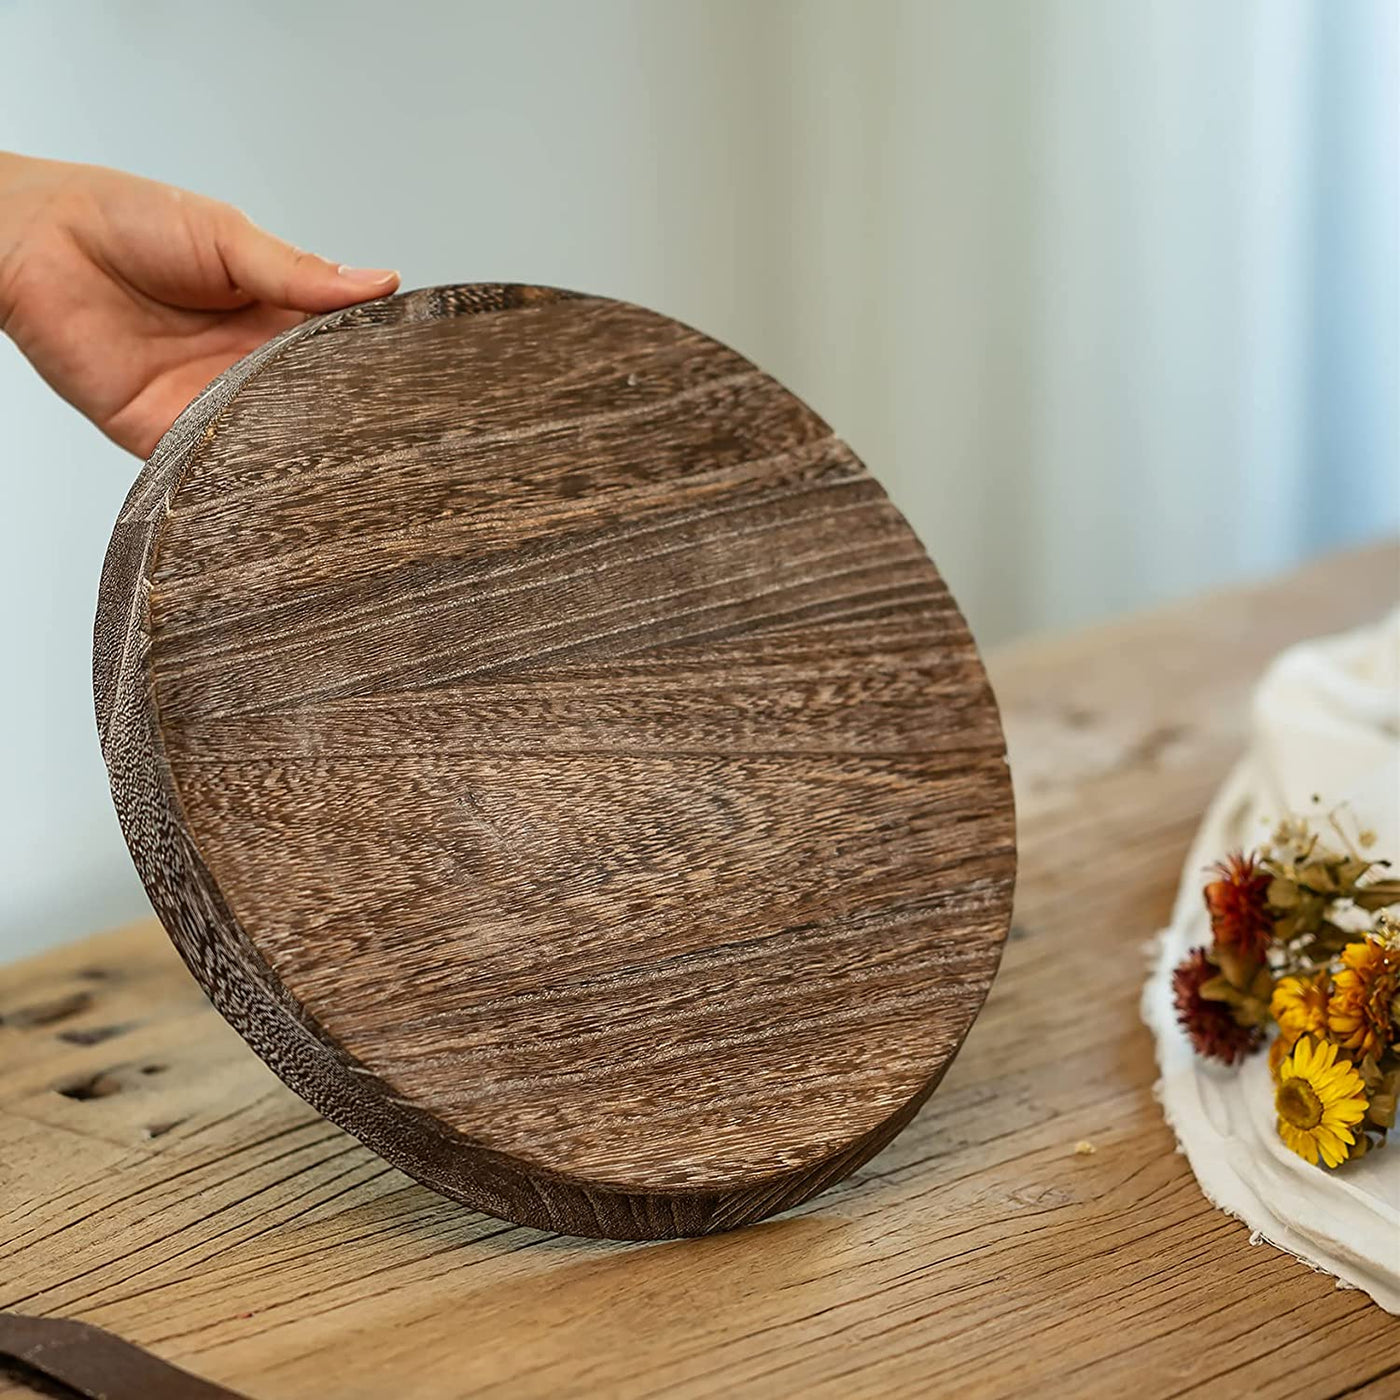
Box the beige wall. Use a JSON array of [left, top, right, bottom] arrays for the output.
[[1, 0, 1395, 955]]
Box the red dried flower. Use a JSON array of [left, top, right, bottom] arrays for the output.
[[1173, 947, 1264, 1065], [1203, 852, 1274, 960]]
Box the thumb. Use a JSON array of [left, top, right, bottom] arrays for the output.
[[215, 208, 399, 312]]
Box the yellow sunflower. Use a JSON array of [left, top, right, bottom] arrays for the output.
[[1274, 1036, 1368, 1168], [1328, 936, 1400, 1059], [1271, 972, 1329, 1040], [1268, 1028, 1299, 1081]]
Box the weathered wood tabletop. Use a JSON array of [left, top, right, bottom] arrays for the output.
[[3, 542, 1397, 1399]]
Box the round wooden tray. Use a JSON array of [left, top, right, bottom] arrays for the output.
[[94, 284, 1015, 1239]]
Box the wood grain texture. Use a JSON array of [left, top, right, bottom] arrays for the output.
[[8, 543, 1396, 1400], [93, 284, 1016, 1239]]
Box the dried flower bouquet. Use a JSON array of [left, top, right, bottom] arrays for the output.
[[1173, 810, 1400, 1168]]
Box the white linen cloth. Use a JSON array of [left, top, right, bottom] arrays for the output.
[[1141, 608, 1400, 1309]]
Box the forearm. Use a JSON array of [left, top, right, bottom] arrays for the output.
[[0, 151, 69, 331]]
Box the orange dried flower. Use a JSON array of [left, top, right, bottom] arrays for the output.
[[1271, 972, 1330, 1042], [1203, 852, 1274, 961], [1328, 936, 1400, 1060], [1173, 947, 1264, 1065]]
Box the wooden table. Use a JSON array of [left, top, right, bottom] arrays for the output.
[[3, 543, 1397, 1399]]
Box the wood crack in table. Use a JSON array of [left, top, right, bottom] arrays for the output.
[[3, 542, 1397, 1399]]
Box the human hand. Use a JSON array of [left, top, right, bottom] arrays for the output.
[[0, 152, 399, 457]]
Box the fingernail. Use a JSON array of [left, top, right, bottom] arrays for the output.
[[337, 265, 399, 286]]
